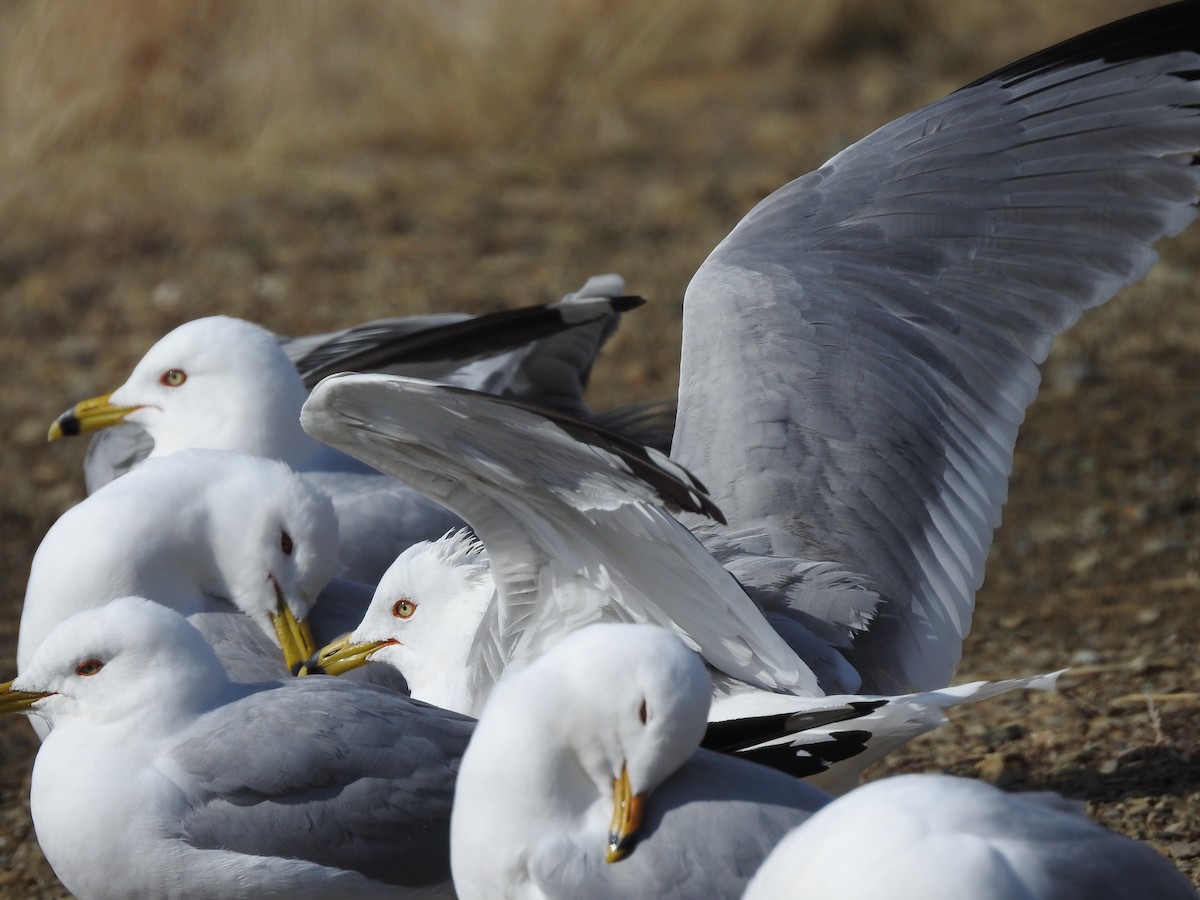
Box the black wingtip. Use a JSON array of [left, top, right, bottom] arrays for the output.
[[962, 0, 1200, 92], [609, 294, 646, 313], [700, 702, 886, 755], [727, 730, 875, 779]]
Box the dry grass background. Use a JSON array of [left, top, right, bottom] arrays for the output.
[[0, 0, 1197, 894]]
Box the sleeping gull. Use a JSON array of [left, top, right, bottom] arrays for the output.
[[2, 596, 469, 898], [450, 622, 832, 900], [740, 774, 1196, 899], [18, 449, 377, 699], [46, 275, 648, 582]]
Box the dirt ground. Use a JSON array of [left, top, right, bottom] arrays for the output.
[[0, 0, 1197, 895]]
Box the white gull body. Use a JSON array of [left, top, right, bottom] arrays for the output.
[[6, 597, 469, 899], [450, 623, 831, 900], [740, 773, 1196, 899], [19, 450, 379, 705]]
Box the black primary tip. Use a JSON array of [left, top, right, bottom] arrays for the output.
[[608, 295, 646, 313]]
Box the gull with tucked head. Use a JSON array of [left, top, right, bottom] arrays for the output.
[[450, 622, 830, 900], [19, 450, 350, 701]]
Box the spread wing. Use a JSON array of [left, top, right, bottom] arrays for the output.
[[671, 2, 1200, 692]]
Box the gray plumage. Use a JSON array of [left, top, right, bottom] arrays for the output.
[[173, 677, 468, 889], [670, 1, 1200, 693]]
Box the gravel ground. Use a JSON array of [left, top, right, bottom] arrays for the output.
[[0, 1, 1197, 894]]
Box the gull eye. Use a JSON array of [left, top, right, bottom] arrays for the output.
[[74, 658, 104, 677], [391, 598, 417, 619], [638, 699, 648, 724], [159, 368, 187, 388], [280, 531, 294, 556]]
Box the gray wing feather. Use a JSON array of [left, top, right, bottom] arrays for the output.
[[673, 10, 1200, 693], [302, 374, 823, 696], [171, 678, 472, 889], [490, 274, 626, 416], [282, 314, 470, 383], [82, 423, 154, 493], [287, 274, 638, 400]]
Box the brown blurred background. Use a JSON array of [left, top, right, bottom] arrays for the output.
[[0, 1, 1196, 894]]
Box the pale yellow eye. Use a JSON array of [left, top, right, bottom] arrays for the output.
[[160, 369, 187, 387], [391, 598, 417, 619]]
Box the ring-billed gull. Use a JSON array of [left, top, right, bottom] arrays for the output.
[[3, 596, 470, 899], [306, 530, 495, 713], [47, 276, 648, 582], [306, 528, 1058, 793], [301, 374, 1059, 791], [18, 449, 374, 694], [739, 774, 1196, 899], [450, 622, 832, 900]]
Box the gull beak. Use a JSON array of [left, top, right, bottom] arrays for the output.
[[297, 633, 396, 677], [48, 393, 141, 441], [606, 762, 645, 863], [0, 678, 52, 715], [271, 600, 316, 675]]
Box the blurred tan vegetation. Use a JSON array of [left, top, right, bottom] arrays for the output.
[[0, 0, 1155, 170], [0, 0, 1159, 404], [0, 0, 1153, 162]]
